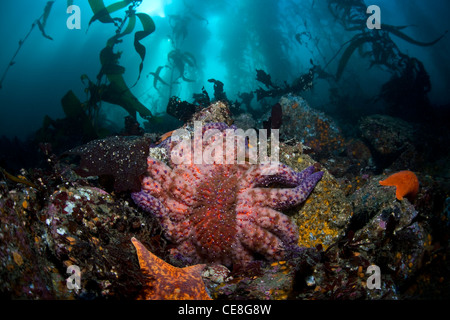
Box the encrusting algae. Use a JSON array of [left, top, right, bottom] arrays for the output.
[[279, 147, 353, 251]]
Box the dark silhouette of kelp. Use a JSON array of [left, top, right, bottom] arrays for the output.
[[167, 49, 197, 84], [327, 0, 447, 82], [86, 0, 155, 118], [255, 68, 314, 101], [0, 1, 55, 89], [164, 18, 198, 100], [149, 10, 200, 118], [326, 0, 447, 121], [333, 27, 447, 81], [36, 0, 156, 151], [69, 0, 156, 122], [147, 66, 169, 90]]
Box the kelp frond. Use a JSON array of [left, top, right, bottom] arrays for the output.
[[0, 1, 54, 89], [383, 24, 447, 47], [336, 34, 374, 80]]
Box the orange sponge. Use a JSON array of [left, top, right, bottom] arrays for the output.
[[379, 170, 419, 201]]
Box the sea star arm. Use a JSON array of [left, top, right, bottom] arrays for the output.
[[249, 171, 324, 210], [170, 165, 207, 205], [230, 241, 255, 266], [202, 122, 235, 133], [131, 191, 168, 218], [131, 191, 191, 242], [236, 219, 288, 261], [141, 176, 165, 196], [146, 157, 173, 186], [131, 237, 211, 300], [243, 206, 299, 246], [252, 164, 317, 187]]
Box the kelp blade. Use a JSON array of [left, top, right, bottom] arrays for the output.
[[61, 90, 98, 139], [384, 24, 448, 47], [336, 35, 373, 80], [106, 12, 136, 47], [132, 13, 156, 85], [41, 1, 55, 28], [37, 1, 55, 40], [103, 73, 153, 119], [88, 0, 132, 26]]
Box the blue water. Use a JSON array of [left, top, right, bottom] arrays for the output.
[[0, 0, 449, 140]]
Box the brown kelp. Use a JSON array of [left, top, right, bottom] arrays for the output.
[[334, 28, 447, 81], [326, 0, 446, 121], [148, 66, 169, 90], [164, 22, 198, 100], [36, 1, 156, 151], [328, 0, 447, 81], [74, 1, 155, 121], [150, 11, 199, 114], [0, 1, 55, 89], [85, 0, 155, 118], [167, 49, 197, 84], [255, 68, 314, 101]]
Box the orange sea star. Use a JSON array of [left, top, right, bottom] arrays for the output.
[[379, 170, 419, 201], [131, 237, 212, 300]]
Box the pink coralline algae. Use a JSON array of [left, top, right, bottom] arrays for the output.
[[132, 122, 323, 267]]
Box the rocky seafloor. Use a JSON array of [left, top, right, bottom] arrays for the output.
[[1, 95, 449, 300]]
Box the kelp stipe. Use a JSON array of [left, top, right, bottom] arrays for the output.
[[0, 1, 55, 89]]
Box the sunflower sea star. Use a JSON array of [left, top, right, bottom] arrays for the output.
[[132, 122, 323, 267]]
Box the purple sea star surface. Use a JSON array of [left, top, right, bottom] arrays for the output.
[[132, 122, 323, 266]]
